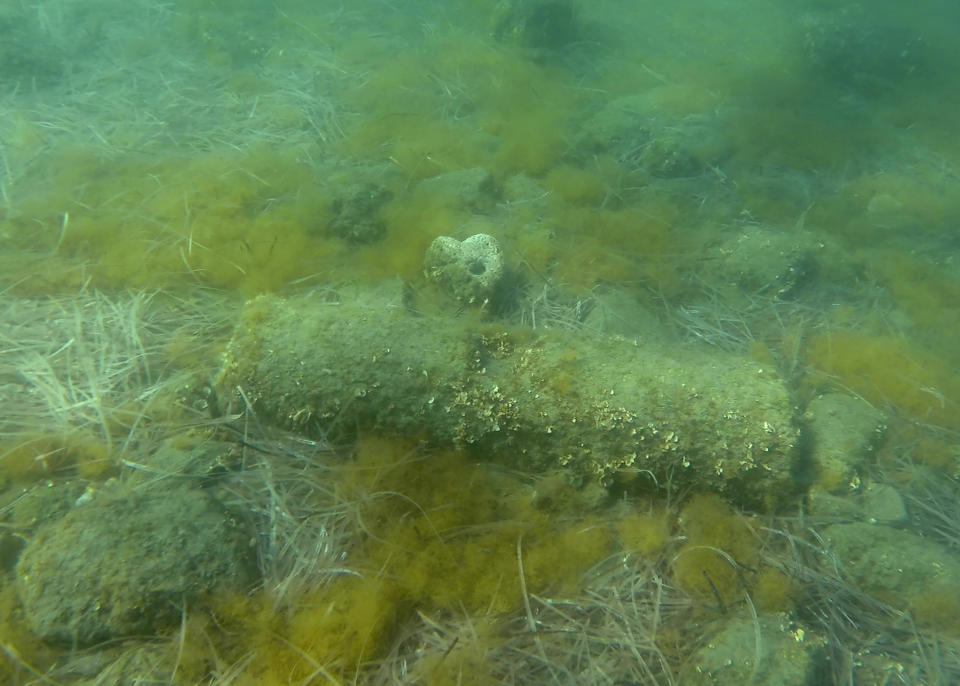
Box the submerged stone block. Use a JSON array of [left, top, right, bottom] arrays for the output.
[[217, 285, 799, 509]]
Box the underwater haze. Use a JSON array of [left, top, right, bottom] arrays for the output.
[[2, 1, 960, 684]]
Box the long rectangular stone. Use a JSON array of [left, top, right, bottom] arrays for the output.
[[216, 286, 798, 509]]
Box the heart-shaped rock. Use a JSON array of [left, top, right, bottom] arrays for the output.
[[424, 233, 504, 305]]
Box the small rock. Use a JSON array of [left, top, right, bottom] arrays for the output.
[[707, 225, 821, 299], [424, 233, 505, 306], [327, 182, 393, 244], [417, 167, 498, 213], [823, 522, 960, 614], [860, 483, 907, 525], [806, 487, 861, 521], [803, 393, 886, 493], [682, 613, 820, 685]]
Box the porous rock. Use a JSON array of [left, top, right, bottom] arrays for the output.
[[424, 233, 505, 306]]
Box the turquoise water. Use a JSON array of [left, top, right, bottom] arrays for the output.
[[1, 1, 959, 683]]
